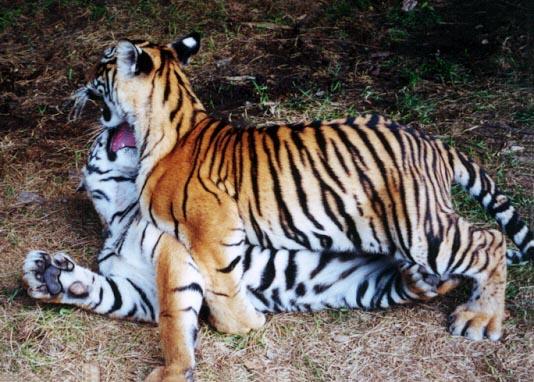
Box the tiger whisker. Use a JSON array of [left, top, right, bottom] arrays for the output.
[[69, 87, 91, 122]]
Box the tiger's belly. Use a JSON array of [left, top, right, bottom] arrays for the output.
[[241, 246, 400, 313]]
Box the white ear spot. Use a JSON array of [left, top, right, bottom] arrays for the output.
[[182, 37, 197, 48]]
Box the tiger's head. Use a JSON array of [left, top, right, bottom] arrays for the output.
[[72, 33, 204, 159]]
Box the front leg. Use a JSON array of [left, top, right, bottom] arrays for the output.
[[23, 251, 157, 323], [189, 228, 266, 334], [147, 233, 204, 382], [182, 195, 265, 334]]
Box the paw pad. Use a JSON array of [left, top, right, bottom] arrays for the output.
[[23, 251, 75, 300]]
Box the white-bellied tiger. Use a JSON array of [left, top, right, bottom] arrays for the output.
[[23, 127, 458, 379], [38, 32, 533, 381]]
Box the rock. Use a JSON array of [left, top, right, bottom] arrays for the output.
[[502, 144, 525, 154], [402, 0, 418, 12], [16, 191, 45, 205], [333, 334, 351, 343], [215, 58, 232, 68]]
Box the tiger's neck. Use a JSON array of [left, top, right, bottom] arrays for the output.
[[135, 96, 209, 197]]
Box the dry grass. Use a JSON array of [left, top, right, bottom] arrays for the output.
[[1, 1, 532, 381]]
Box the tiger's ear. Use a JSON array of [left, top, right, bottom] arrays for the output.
[[116, 40, 139, 76], [171, 32, 201, 65]]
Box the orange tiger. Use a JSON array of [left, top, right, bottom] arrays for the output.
[[72, 33, 533, 381]]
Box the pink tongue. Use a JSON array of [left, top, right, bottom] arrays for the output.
[[111, 123, 136, 152]]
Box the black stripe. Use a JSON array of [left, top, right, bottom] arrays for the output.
[[367, 114, 380, 128], [243, 245, 254, 273], [93, 287, 104, 309], [126, 304, 138, 318], [427, 234, 441, 274], [126, 278, 156, 321], [172, 282, 204, 294], [97, 251, 117, 264], [445, 225, 461, 272], [99, 175, 135, 182], [248, 129, 262, 216], [85, 164, 111, 175], [310, 251, 335, 279], [285, 141, 324, 230], [355, 280, 369, 308], [151, 233, 164, 259], [105, 277, 123, 314], [90, 189, 110, 202], [258, 252, 276, 291], [247, 286, 270, 307], [313, 283, 333, 294], [284, 250, 297, 290], [217, 256, 241, 273]]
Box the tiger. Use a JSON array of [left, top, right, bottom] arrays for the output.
[[66, 32, 532, 381], [23, 126, 455, 376]]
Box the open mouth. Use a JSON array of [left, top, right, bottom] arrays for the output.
[[109, 122, 136, 153]]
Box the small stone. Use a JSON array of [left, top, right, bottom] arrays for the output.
[[502, 144, 525, 155], [81, 363, 100, 382], [402, 0, 418, 12], [333, 334, 350, 343], [16, 191, 45, 205], [215, 58, 232, 68], [244, 359, 263, 371], [266, 348, 276, 360]]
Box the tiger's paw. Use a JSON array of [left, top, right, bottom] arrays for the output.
[[400, 264, 440, 301], [144, 366, 194, 382], [401, 264, 461, 301], [206, 293, 266, 334], [448, 303, 503, 341], [208, 307, 266, 334], [23, 250, 81, 301]]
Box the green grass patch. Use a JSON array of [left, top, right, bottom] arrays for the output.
[[327, 308, 352, 323], [214, 327, 267, 351], [387, 1, 442, 33], [513, 106, 534, 125], [394, 87, 435, 124], [451, 185, 493, 223], [325, 0, 372, 21], [252, 80, 270, 107], [0, 6, 22, 31], [303, 354, 325, 381]]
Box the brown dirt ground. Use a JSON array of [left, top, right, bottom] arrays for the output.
[[0, 1, 532, 381]]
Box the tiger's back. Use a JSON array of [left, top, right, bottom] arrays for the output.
[[234, 115, 453, 255], [148, 113, 455, 260]]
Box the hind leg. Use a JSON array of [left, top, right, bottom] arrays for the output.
[[446, 223, 507, 340], [398, 217, 506, 340]]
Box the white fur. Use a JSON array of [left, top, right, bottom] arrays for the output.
[[182, 37, 197, 48]]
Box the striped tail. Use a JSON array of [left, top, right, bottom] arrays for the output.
[[450, 148, 533, 264]]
